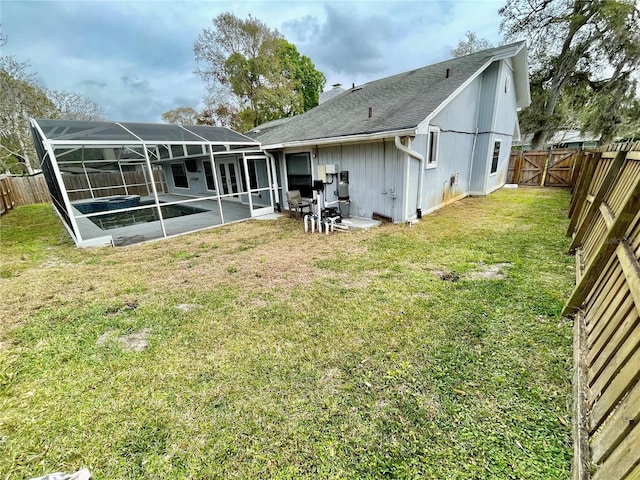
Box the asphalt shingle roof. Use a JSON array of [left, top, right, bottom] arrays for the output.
[[249, 42, 525, 146]]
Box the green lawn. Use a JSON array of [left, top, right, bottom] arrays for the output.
[[0, 187, 575, 479]]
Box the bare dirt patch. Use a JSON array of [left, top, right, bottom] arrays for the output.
[[176, 303, 202, 312], [96, 328, 151, 352], [433, 270, 460, 282], [468, 262, 513, 280]]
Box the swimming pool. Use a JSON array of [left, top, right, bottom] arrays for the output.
[[87, 202, 209, 230]]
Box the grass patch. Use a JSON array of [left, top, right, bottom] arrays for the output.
[[0, 188, 574, 479]]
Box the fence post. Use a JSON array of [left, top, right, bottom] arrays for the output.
[[570, 150, 585, 191], [513, 151, 524, 184], [568, 152, 599, 229], [540, 149, 551, 186]]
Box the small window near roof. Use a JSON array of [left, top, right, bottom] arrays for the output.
[[427, 127, 439, 168], [491, 140, 501, 174], [171, 163, 189, 188]]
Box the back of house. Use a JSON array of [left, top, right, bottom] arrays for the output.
[[249, 41, 530, 222]]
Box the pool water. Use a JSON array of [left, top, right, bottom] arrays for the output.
[[88, 203, 209, 230]]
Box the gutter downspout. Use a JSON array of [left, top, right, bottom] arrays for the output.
[[394, 136, 425, 219], [264, 150, 281, 212]]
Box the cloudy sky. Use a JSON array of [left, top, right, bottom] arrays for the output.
[[1, 0, 505, 122]]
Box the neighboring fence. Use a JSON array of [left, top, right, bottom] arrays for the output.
[[0, 174, 50, 216], [563, 141, 640, 480], [0, 177, 15, 215], [0, 170, 168, 216], [508, 148, 579, 187], [62, 170, 167, 201]]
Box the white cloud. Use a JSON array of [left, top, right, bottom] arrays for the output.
[[2, 0, 505, 122]]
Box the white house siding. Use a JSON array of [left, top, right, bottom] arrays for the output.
[[293, 140, 406, 221], [413, 71, 483, 215], [485, 61, 518, 193], [469, 61, 500, 195], [161, 158, 212, 196]]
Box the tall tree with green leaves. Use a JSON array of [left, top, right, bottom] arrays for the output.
[[500, 0, 640, 148], [194, 13, 325, 131]]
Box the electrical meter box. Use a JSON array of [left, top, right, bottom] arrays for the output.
[[317, 164, 338, 182]]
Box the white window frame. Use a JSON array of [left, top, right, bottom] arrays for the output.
[[490, 139, 501, 176], [202, 159, 216, 192], [426, 127, 440, 169], [170, 162, 189, 189]]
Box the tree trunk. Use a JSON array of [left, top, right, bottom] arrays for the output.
[[531, 129, 548, 150]]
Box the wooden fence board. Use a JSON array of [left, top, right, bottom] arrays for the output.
[[546, 149, 577, 186], [0, 175, 50, 209], [520, 151, 547, 185], [588, 343, 640, 432], [588, 306, 639, 402], [586, 277, 629, 354], [508, 148, 579, 188], [591, 377, 640, 465], [0, 177, 15, 215], [625, 464, 640, 480], [564, 177, 640, 315], [566, 143, 640, 480], [588, 298, 635, 382], [570, 152, 628, 252], [569, 152, 600, 224], [592, 419, 640, 480], [585, 259, 624, 331]]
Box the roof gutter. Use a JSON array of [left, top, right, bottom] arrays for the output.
[[260, 127, 416, 150], [394, 135, 424, 219]]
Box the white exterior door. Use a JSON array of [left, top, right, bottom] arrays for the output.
[[243, 155, 274, 217]]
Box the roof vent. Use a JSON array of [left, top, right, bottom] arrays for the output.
[[446, 68, 450, 78], [368, 107, 372, 118]]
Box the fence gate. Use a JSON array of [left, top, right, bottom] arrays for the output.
[[508, 149, 578, 187]]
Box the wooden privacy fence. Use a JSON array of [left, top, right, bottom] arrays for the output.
[[0, 170, 168, 216], [0, 174, 50, 216], [563, 141, 640, 480], [508, 148, 579, 187], [62, 170, 167, 201]]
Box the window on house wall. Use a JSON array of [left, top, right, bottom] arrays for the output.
[[248, 159, 258, 190], [427, 128, 439, 168], [171, 163, 189, 188], [203, 160, 215, 191], [286, 152, 312, 197], [491, 140, 501, 174]]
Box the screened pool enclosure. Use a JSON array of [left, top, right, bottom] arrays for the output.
[[31, 119, 278, 247]]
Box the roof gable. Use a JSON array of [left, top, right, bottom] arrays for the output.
[[249, 41, 529, 147]]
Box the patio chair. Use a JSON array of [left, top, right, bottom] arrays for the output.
[[286, 190, 311, 219]]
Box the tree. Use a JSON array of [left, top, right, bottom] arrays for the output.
[[47, 89, 104, 121], [451, 31, 492, 57], [276, 39, 326, 112], [161, 106, 199, 125], [194, 13, 325, 131], [0, 56, 57, 173], [500, 0, 640, 148], [1, 54, 106, 174]]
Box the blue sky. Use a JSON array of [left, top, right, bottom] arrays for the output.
[[1, 0, 505, 122]]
